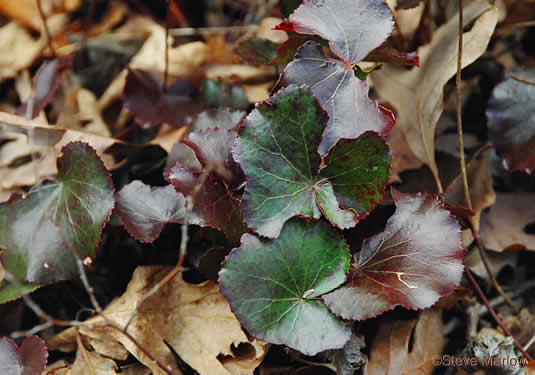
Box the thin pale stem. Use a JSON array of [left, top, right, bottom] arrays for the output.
[[512, 75, 535, 86], [163, 0, 170, 93], [466, 269, 533, 361], [456, 0, 472, 209], [169, 25, 257, 36], [36, 0, 56, 57]]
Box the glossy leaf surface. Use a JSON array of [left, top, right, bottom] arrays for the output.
[[0, 142, 114, 284], [233, 86, 391, 238], [219, 219, 351, 355], [323, 189, 464, 320]]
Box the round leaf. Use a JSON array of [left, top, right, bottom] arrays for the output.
[[0, 142, 114, 284], [219, 219, 351, 355]]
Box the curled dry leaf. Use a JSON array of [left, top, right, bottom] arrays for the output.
[[47, 266, 268, 375], [365, 309, 445, 375], [479, 193, 535, 252], [371, 1, 498, 177]]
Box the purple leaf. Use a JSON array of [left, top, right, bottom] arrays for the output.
[[323, 189, 464, 320], [276, 0, 393, 64], [283, 41, 394, 155], [115, 181, 186, 243], [0, 336, 48, 375], [121, 69, 196, 128]]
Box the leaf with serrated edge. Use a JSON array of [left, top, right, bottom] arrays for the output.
[[233, 85, 391, 238], [0, 142, 114, 284], [283, 42, 393, 155], [486, 70, 535, 173], [219, 219, 351, 356], [323, 188, 464, 320], [279, 0, 393, 64], [0, 336, 48, 375], [115, 181, 185, 243]]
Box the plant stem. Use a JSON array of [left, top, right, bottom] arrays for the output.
[[163, 0, 170, 94], [465, 269, 533, 361], [36, 0, 56, 57], [512, 75, 535, 86]]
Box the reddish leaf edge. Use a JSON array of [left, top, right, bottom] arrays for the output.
[[1, 141, 115, 285], [113, 189, 186, 244], [323, 188, 466, 321], [0, 335, 49, 372], [164, 163, 243, 243], [315, 131, 393, 230]]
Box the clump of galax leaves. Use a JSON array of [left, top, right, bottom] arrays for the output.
[[0, 0, 468, 369]]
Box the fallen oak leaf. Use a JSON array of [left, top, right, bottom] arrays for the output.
[[365, 309, 445, 375], [371, 2, 498, 181], [47, 266, 268, 375], [323, 188, 464, 320]]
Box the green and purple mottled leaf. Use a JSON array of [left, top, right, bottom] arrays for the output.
[[283, 41, 394, 154], [276, 0, 393, 64], [323, 189, 464, 320], [0, 142, 114, 284], [0, 336, 48, 375], [486, 70, 535, 173], [234, 37, 308, 66], [233, 85, 391, 238], [219, 219, 351, 355], [115, 181, 186, 243]]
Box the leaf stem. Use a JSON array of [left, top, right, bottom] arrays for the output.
[[163, 0, 170, 94], [465, 269, 533, 361]]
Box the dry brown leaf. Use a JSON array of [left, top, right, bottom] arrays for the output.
[[480, 193, 535, 252], [70, 332, 119, 375], [388, 125, 424, 182], [0, 111, 123, 169], [395, 1, 425, 38], [445, 152, 496, 228], [365, 309, 445, 375], [48, 266, 268, 375], [204, 64, 276, 84], [99, 18, 208, 109], [0, 23, 46, 82], [255, 17, 288, 43], [0, 0, 79, 31], [371, 1, 498, 179]]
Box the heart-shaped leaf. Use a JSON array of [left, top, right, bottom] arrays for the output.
[[219, 219, 351, 356], [115, 181, 186, 243], [0, 142, 114, 284], [323, 189, 464, 320], [0, 336, 48, 375], [233, 85, 391, 238], [283, 41, 394, 154], [486, 70, 535, 173], [277, 0, 393, 64]]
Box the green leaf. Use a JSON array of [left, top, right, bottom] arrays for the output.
[[233, 85, 391, 238], [0, 142, 114, 284], [219, 219, 351, 355]]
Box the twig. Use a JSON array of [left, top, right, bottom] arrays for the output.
[[169, 25, 258, 36], [454, 0, 516, 312], [512, 75, 535, 86], [465, 269, 533, 361], [163, 0, 170, 94], [36, 0, 56, 57], [456, 0, 472, 209]]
